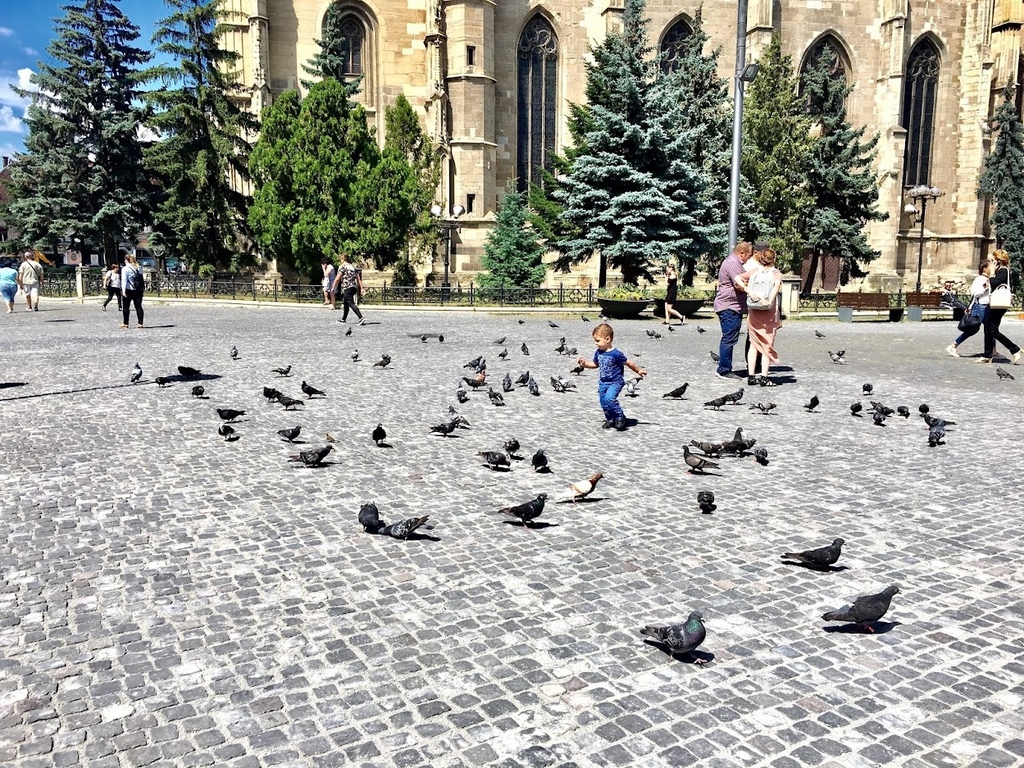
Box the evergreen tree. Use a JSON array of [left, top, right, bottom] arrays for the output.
[[478, 181, 547, 290], [301, 1, 361, 98], [979, 85, 1024, 275], [146, 0, 257, 269], [554, 0, 711, 286], [741, 33, 814, 273], [800, 46, 886, 292], [4, 0, 152, 263]]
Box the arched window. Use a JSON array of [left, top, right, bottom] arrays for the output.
[[901, 40, 940, 185], [660, 19, 692, 73], [338, 15, 364, 75], [516, 16, 558, 190], [799, 36, 849, 114]]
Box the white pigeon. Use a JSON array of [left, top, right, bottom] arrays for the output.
[[559, 472, 604, 503], [130, 362, 142, 384]]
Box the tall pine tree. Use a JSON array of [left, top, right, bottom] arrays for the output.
[[479, 181, 547, 290], [741, 33, 814, 273], [248, 90, 301, 270], [979, 85, 1024, 275], [301, 1, 361, 98], [146, 0, 257, 269], [800, 46, 886, 292], [5, 0, 152, 264]]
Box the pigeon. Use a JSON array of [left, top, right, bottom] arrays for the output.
[[723, 388, 744, 404], [130, 363, 142, 383], [216, 408, 245, 422], [570, 363, 585, 376], [836, 350, 846, 358], [272, 365, 292, 377], [380, 515, 431, 539], [463, 374, 487, 389], [551, 376, 574, 393], [230, 346, 238, 360], [862, 383, 873, 395], [753, 447, 769, 465], [493, 336, 506, 345], [850, 402, 863, 417], [155, 376, 170, 388], [548, 320, 559, 328], [623, 380, 638, 398], [822, 585, 900, 631], [456, 385, 469, 404], [566, 347, 577, 356], [783, 538, 845, 570], [177, 366, 201, 379], [521, 342, 530, 356], [996, 366, 1015, 380], [325, 433, 336, 443], [703, 396, 728, 410], [690, 440, 724, 457], [421, 334, 428, 343], [263, 387, 281, 402], [372, 423, 387, 446], [804, 395, 820, 412], [301, 381, 326, 398], [191, 385, 205, 398], [278, 396, 304, 410], [921, 414, 955, 428], [345, 326, 353, 337], [869, 401, 894, 417], [351, 350, 360, 362], [288, 444, 334, 467], [919, 403, 929, 414], [463, 356, 484, 370], [358, 502, 383, 533], [518, 318, 525, 325], [514, 370, 531, 387], [494, 493, 548, 527], [430, 420, 458, 437], [872, 411, 887, 427], [503, 438, 521, 457], [373, 354, 392, 369], [554, 340, 566, 355], [928, 422, 946, 447], [277, 425, 301, 443], [438, 335, 444, 343], [662, 384, 689, 399], [502, 373, 513, 392], [561, 472, 604, 502], [453, 415, 471, 429], [723, 427, 757, 455], [498, 348, 509, 360], [749, 402, 776, 415], [696, 326, 707, 334], [683, 445, 719, 474], [527, 378, 540, 396], [531, 449, 549, 473], [815, 330, 826, 339], [582, 315, 590, 322], [709, 351, 720, 362], [697, 491, 716, 514], [488, 388, 505, 406], [897, 406, 910, 418], [218, 424, 235, 440], [828, 351, 845, 364], [478, 450, 511, 470], [640, 611, 707, 660]]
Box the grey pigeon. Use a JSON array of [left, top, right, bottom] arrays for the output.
[[723, 388, 744, 404], [430, 419, 458, 437], [277, 396, 304, 410], [373, 354, 392, 369], [191, 385, 205, 398], [709, 351, 720, 362], [218, 424, 236, 441], [753, 447, 769, 465], [850, 402, 863, 417], [503, 438, 521, 457], [640, 611, 707, 660], [696, 326, 707, 334], [351, 350, 360, 362], [662, 383, 689, 399], [815, 330, 826, 339], [478, 450, 511, 470], [828, 350, 845, 364], [928, 422, 946, 447], [421, 334, 428, 343], [528, 378, 540, 396], [749, 402, 776, 415], [502, 373, 513, 392], [531, 449, 548, 472], [548, 320, 559, 328], [372, 423, 387, 446], [872, 411, 887, 427], [515, 370, 531, 386], [493, 336, 506, 345], [380, 515, 431, 539], [521, 342, 530, 356], [488, 387, 505, 406], [438, 335, 444, 343], [804, 395, 820, 412], [582, 315, 590, 322], [623, 380, 638, 398], [783, 538, 845, 569], [703, 396, 728, 410], [272, 365, 292, 377], [456, 385, 469, 403], [288, 444, 333, 467], [345, 326, 352, 336], [277, 425, 301, 443], [301, 380, 326, 398], [358, 502, 383, 533], [498, 348, 509, 360], [896, 406, 910, 418], [697, 491, 716, 514], [862, 383, 873, 395], [494, 493, 547, 527], [462, 375, 487, 390], [996, 366, 1015, 380], [155, 376, 170, 388], [918, 403, 929, 414], [263, 387, 281, 402], [177, 365, 201, 379], [822, 585, 900, 631], [130, 362, 142, 383], [217, 408, 245, 422], [570, 363, 585, 376], [683, 445, 719, 474], [690, 440, 723, 457], [463, 356, 483, 370], [230, 345, 238, 360]]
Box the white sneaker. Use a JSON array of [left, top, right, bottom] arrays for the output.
[[945, 344, 959, 358]]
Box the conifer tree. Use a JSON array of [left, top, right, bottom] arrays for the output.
[[979, 85, 1024, 274], [301, 1, 361, 98], [5, 0, 152, 263], [741, 33, 814, 273], [146, 0, 257, 269], [479, 181, 547, 290], [800, 46, 886, 292]]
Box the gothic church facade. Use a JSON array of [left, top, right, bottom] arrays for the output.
[[220, 0, 1019, 288]]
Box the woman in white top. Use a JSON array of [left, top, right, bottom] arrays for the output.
[[101, 263, 121, 311], [946, 259, 992, 357]]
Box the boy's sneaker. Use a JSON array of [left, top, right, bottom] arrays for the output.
[[602, 419, 615, 429], [714, 370, 733, 380], [614, 417, 627, 431]]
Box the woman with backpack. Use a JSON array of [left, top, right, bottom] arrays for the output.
[[120, 254, 145, 329], [735, 246, 783, 386], [101, 263, 122, 312]]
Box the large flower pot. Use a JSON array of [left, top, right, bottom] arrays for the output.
[[652, 298, 706, 318], [596, 297, 652, 319]]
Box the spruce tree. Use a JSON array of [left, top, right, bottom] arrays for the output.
[[554, 0, 711, 286], [800, 46, 886, 292], [146, 0, 257, 269], [301, 1, 361, 98], [741, 33, 814, 273], [979, 85, 1024, 274], [5, 0, 152, 263], [478, 181, 547, 290]]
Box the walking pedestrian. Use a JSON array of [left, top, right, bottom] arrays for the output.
[[712, 241, 754, 378], [16, 250, 44, 311], [946, 260, 991, 357], [331, 253, 365, 324], [101, 263, 122, 312], [735, 246, 783, 386], [0, 257, 19, 313], [321, 258, 336, 306], [120, 253, 145, 329], [575, 322, 647, 431], [979, 249, 1021, 364], [662, 262, 684, 325]]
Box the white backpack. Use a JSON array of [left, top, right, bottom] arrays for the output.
[[746, 267, 775, 311]]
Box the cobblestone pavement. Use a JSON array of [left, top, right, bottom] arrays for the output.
[[2, 299, 1024, 768]]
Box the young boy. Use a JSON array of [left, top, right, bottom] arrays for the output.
[[577, 323, 647, 431]]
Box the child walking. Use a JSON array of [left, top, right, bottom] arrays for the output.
[[577, 323, 647, 431]]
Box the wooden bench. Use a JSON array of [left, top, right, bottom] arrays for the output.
[[904, 291, 944, 321], [836, 293, 904, 322]]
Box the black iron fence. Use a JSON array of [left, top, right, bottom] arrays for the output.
[[798, 290, 1021, 311]]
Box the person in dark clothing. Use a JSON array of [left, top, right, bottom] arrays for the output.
[[331, 253, 365, 324], [979, 249, 1020, 364]]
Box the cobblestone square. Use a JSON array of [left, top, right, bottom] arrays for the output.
[[1, 300, 1023, 767]]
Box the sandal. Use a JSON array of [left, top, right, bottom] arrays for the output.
[[758, 376, 777, 387]]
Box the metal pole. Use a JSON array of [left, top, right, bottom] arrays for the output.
[[727, 0, 750, 253], [915, 197, 926, 293]]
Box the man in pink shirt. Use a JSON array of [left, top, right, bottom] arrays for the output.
[[712, 241, 754, 378]]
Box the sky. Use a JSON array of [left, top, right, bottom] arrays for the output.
[[0, 0, 167, 160]]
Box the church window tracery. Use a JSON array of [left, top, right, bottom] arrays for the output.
[[516, 16, 558, 190]]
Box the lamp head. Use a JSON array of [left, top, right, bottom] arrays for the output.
[[429, 204, 442, 218], [452, 205, 465, 219], [740, 62, 760, 82], [904, 204, 917, 215]]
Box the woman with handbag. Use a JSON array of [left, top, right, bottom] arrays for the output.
[[946, 260, 992, 357], [735, 246, 783, 386], [979, 249, 1021, 364]]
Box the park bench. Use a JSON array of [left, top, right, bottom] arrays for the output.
[[904, 291, 945, 321], [836, 292, 904, 323]]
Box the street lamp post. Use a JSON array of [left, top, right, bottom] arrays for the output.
[[904, 185, 944, 293], [430, 204, 464, 299], [727, 0, 759, 253]]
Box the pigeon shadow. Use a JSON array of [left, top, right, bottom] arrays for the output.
[[374, 442, 394, 449], [643, 639, 715, 665], [686, 469, 722, 477], [555, 496, 605, 504], [0, 382, 27, 390], [169, 373, 223, 383], [483, 465, 513, 472], [781, 561, 849, 573], [43, 318, 75, 323], [145, 324, 176, 329], [502, 520, 559, 529], [822, 621, 900, 634], [534, 467, 552, 474], [401, 532, 442, 542], [224, 435, 240, 442]]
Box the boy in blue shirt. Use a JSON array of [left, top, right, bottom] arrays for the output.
[[576, 323, 647, 430]]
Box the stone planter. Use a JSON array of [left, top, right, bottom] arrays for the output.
[[652, 298, 706, 318], [596, 297, 652, 319]]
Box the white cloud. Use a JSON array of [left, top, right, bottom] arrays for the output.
[[0, 68, 36, 111], [0, 105, 23, 133], [0, 27, 15, 38], [23, 47, 37, 57], [0, 141, 20, 159]]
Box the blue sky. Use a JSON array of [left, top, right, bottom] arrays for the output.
[[0, 0, 167, 159]]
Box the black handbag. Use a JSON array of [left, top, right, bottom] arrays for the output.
[[957, 302, 982, 332]]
